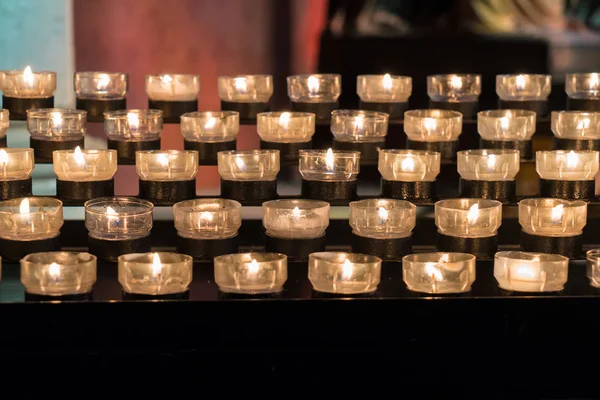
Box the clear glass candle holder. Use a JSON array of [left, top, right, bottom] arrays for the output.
[[586, 249, 600, 288], [0, 197, 63, 241], [435, 199, 502, 238], [53, 148, 117, 182], [566, 73, 600, 99], [119, 252, 193, 295], [308, 252, 382, 294], [404, 109, 462, 142], [350, 199, 416, 239], [84, 197, 153, 240], [457, 149, 520, 181], [1, 67, 56, 98], [74, 72, 128, 100], [263, 199, 330, 239], [257, 112, 315, 143], [287, 74, 341, 103], [104, 109, 163, 141], [427, 74, 481, 102], [299, 149, 360, 181], [402, 252, 476, 294], [378, 149, 440, 182], [494, 251, 568, 292], [27, 109, 87, 141], [214, 252, 288, 294], [496, 74, 552, 101], [0, 148, 34, 180], [21, 251, 97, 296], [536, 150, 599, 180], [136, 150, 198, 181], [356, 74, 412, 103], [145, 74, 200, 101], [331, 110, 389, 142], [518, 198, 587, 237], [174, 198, 242, 239], [218, 75, 273, 103], [0, 109, 9, 138], [217, 150, 279, 181], [551, 111, 600, 139], [180, 111, 239, 143], [478, 109, 536, 141]]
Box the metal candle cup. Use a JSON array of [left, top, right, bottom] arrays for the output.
[[214, 252, 288, 295], [118, 252, 193, 295], [494, 251, 568, 292], [402, 252, 476, 294]]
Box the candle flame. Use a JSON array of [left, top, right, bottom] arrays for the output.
[[106, 206, 118, 216], [200, 211, 213, 222], [551, 204, 564, 223], [500, 117, 509, 131], [234, 77, 247, 92], [515, 75, 526, 90], [341, 259, 353, 280], [487, 154, 496, 170], [235, 156, 246, 171], [353, 116, 364, 131], [157, 153, 169, 168], [292, 206, 301, 218], [151, 253, 162, 277], [247, 259, 260, 275], [450, 75, 463, 90], [73, 146, 86, 167], [577, 118, 590, 131], [279, 112, 291, 129], [591, 73, 599, 90], [204, 117, 217, 130], [467, 203, 479, 225], [378, 207, 389, 224], [515, 266, 536, 279], [401, 157, 415, 172], [425, 262, 444, 281], [48, 262, 61, 280], [19, 197, 30, 214], [51, 111, 63, 129], [307, 76, 320, 95], [161, 74, 173, 83], [0, 149, 8, 166], [23, 65, 34, 87], [566, 150, 579, 169], [382, 73, 393, 91], [423, 118, 437, 132], [97, 73, 111, 90], [127, 112, 139, 130], [325, 148, 335, 172]]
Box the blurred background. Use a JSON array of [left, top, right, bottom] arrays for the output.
[[1, 0, 600, 195]]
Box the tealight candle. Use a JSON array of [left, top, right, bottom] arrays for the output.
[[478, 109, 536, 159], [457, 149, 520, 202], [217, 150, 280, 204], [356, 74, 412, 119], [145, 74, 199, 123], [378, 149, 440, 201], [494, 251, 568, 292], [257, 112, 316, 162], [53, 147, 117, 203], [26, 108, 86, 163], [519, 198, 586, 258], [214, 252, 288, 295], [287, 74, 341, 120], [174, 198, 241, 260], [402, 252, 476, 294], [565, 73, 600, 111], [350, 199, 416, 260], [298, 149, 360, 204], [104, 109, 163, 164], [586, 249, 600, 288], [180, 111, 239, 165], [1, 66, 56, 120], [496, 74, 552, 117], [0, 109, 9, 147], [551, 110, 600, 150], [0, 197, 63, 261], [74, 72, 128, 121], [0, 148, 34, 200], [404, 109, 462, 160], [536, 150, 599, 200], [119, 252, 193, 297], [136, 150, 198, 205], [84, 197, 153, 262], [331, 110, 389, 163], [308, 252, 381, 295], [427, 74, 481, 118], [21, 251, 97, 297], [435, 198, 502, 259], [218, 75, 273, 122], [263, 199, 330, 260]]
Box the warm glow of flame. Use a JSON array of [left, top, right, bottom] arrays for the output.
[[378, 207, 389, 223], [0, 149, 8, 166], [341, 259, 353, 280], [151, 253, 162, 277], [353, 116, 364, 131], [487, 154, 496, 170], [204, 117, 217, 130], [73, 146, 86, 167], [200, 211, 213, 222], [51, 112, 63, 128], [591, 73, 599, 89], [439, 253, 450, 263], [20, 197, 30, 215], [401, 157, 415, 172], [425, 262, 444, 281], [423, 118, 437, 132], [106, 206, 118, 216], [515, 75, 526, 90], [247, 259, 260, 275], [97, 74, 110, 90], [325, 148, 335, 172], [551, 204, 564, 223], [292, 206, 301, 218], [577, 118, 591, 131], [467, 203, 479, 225], [450, 75, 463, 90], [48, 262, 61, 280], [307, 76, 320, 94], [23, 65, 34, 87], [161, 74, 173, 84], [515, 266, 536, 279], [157, 153, 169, 168], [235, 156, 245, 170], [532, 256, 541, 262], [566, 150, 579, 169], [127, 112, 139, 130], [382, 73, 393, 91], [279, 112, 291, 129], [500, 117, 509, 131], [234, 77, 247, 92]]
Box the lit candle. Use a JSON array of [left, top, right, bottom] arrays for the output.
[[378, 149, 441, 182], [145, 74, 200, 101], [53, 147, 117, 182], [536, 150, 599, 180], [494, 251, 568, 292], [356, 74, 412, 103], [26, 108, 86, 142], [1, 66, 56, 98], [402, 252, 476, 294], [180, 111, 239, 143], [118, 252, 193, 295], [458, 149, 520, 181], [308, 252, 382, 295], [350, 199, 416, 239], [20, 251, 97, 296], [217, 150, 279, 181], [331, 110, 389, 143], [84, 197, 153, 240], [0, 109, 8, 142], [257, 111, 315, 144], [287, 74, 341, 120], [174, 198, 242, 239], [299, 148, 360, 181], [74, 72, 128, 100], [104, 109, 163, 142], [496, 74, 551, 101], [435, 199, 502, 238], [586, 249, 600, 287], [0, 148, 34, 181], [427, 74, 481, 103], [214, 252, 288, 294], [0, 197, 63, 241], [566, 73, 600, 100], [478, 109, 536, 142], [263, 199, 330, 239], [551, 110, 600, 142], [136, 150, 198, 182], [404, 109, 462, 142], [518, 198, 587, 238], [218, 75, 273, 103]]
